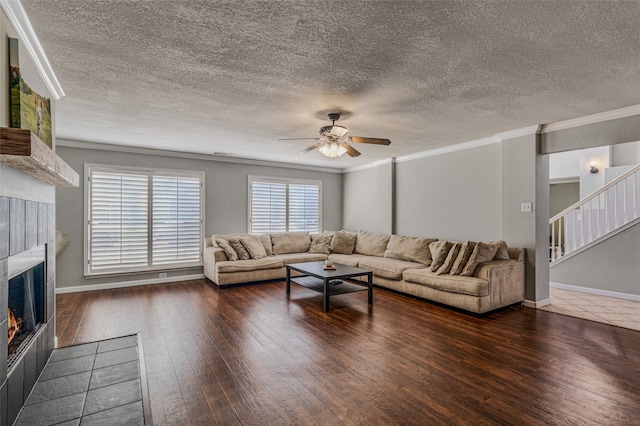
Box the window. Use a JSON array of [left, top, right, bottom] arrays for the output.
[[85, 165, 204, 275], [248, 176, 321, 234]]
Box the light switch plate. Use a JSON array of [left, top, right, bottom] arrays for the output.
[[521, 202, 532, 213]]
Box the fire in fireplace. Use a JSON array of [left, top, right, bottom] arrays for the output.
[[8, 308, 21, 345], [7, 246, 46, 368]]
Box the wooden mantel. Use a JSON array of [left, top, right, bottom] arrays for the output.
[[0, 127, 79, 187]]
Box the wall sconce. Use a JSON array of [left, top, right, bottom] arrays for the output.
[[590, 160, 599, 174]]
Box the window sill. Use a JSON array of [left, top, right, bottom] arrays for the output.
[[84, 263, 203, 279]]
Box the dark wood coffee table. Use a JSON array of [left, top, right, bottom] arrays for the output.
[[286, 261, 373, 312]]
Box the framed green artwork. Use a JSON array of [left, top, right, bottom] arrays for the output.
[[9, 37, 53, 148]]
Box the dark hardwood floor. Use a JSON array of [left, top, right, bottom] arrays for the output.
[[56, 279, 640, 425]]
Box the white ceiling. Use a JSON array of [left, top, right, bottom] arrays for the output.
[[21, 1, 640, 169]]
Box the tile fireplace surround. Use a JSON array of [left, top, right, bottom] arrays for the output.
[[1, 197, 56, 425], [0, 128, 78, 425]]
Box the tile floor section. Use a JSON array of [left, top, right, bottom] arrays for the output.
[[14, 335, 146, 425], [539, 287, 640, 332]]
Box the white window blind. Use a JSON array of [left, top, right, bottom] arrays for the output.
[[288, 184, 320, 232], [86, 165, 203, 275], [250, 181, 287, 234], [152, 175, 202, 265], [89, 171, 149, 270], [249, 176, 321, 234]]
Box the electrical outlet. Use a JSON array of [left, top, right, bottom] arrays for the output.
[[159, 272, 167, 278], [521, 202, 532, 213]]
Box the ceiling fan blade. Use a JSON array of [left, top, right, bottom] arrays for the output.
[[349, 136, 391, 145], [278, 137, 321, 141], [343, 143, 361, 157], [297, 142, 323, 155]]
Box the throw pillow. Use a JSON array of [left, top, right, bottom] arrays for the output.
[[212, 233, 243, 244], [430, 241, 453, 272], [227, 237, 251, 260], [460, 241, 499, 276], [354, 231, 391, 257], [330, 230, 357, 254], [490, 240, 510, 260], [258, 234, 273, 256], [271, 232, 311, 254], [309, 233, 333, 255], [449, 241, 475, 275], [240, 235, 268, 260], [384, 235, 437, 265], [436, 243, 461, 275], [215, 238, 238, 261]]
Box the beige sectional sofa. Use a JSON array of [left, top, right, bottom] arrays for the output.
[[203, 230, 525, 314]]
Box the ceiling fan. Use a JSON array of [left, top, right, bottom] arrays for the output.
[[279, 113, 391, 158]]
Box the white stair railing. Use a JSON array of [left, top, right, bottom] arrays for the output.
[[550, 163, 640, 262]]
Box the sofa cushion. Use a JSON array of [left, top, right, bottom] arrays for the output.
[[228, 237, 251, 260], [384, 235, 436, 265], [330, 230, 357, 254], [275, 253, 328, 265], [436, 243, 461, 275], [271, 232, 311, 254], [450, 241, 475, 275], [327, 253, 369, 267], [212, 233, 245, 242], [507, 247, 525, 261], [354, 231, 391, 257], [461, 242, 499, 276], [490, 240, 510, 260], [216, 257, 284, 273], [403, 268, 489, 297], [214, 238, 238, 261], [308, 233, 333, 255], [258, 234, 273, 256], [240, 235, 268, 260], [359, 257, 425, 280], [430, 241, 453, 272]]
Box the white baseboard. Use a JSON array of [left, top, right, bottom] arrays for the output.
[[56, 274, 205, 294], [550, 282, 640, 302], [523, 298, 551, 308]]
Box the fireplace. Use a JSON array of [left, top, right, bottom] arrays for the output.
[[7, 246, 46, 370], [0, 122, 77, 424]]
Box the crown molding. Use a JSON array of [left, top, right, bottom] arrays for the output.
[[56, 138, 344, 174], [346, 124, 540, 170], [540, 104, 640, 134], [1, 0, 65, 99], [342, 157, 394, 173], [496, 125, 541, 141], [395, 135, 500, 164]]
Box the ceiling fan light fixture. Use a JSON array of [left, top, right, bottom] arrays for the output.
[[330, 125, 349, 138], [319, 142, 347, 158]]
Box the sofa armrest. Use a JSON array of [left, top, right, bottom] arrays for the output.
[[474, 259, 525, 309], [508, 247, 525, 261], [203, 246, 228, 282], [209, 246, 228, 262]]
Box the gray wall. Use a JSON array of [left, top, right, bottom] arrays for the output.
[[55, 144, 343, 289], [550, 183, 579, 217], [501, 134, 549, 302], [394, 143, 503, 241], [612, 140, 640, 166], [342, 161, 394, 234], [550, 221, 640, 296], [343, 137, 547, 303], [540, 114, 640, 154]]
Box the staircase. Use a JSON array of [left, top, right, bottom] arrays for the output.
[[550, 163, 640, 265]]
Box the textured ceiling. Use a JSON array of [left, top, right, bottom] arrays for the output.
[[21, 0, 640, 169]]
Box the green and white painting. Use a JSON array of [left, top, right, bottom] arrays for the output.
[[9, 37, 53, 148]]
